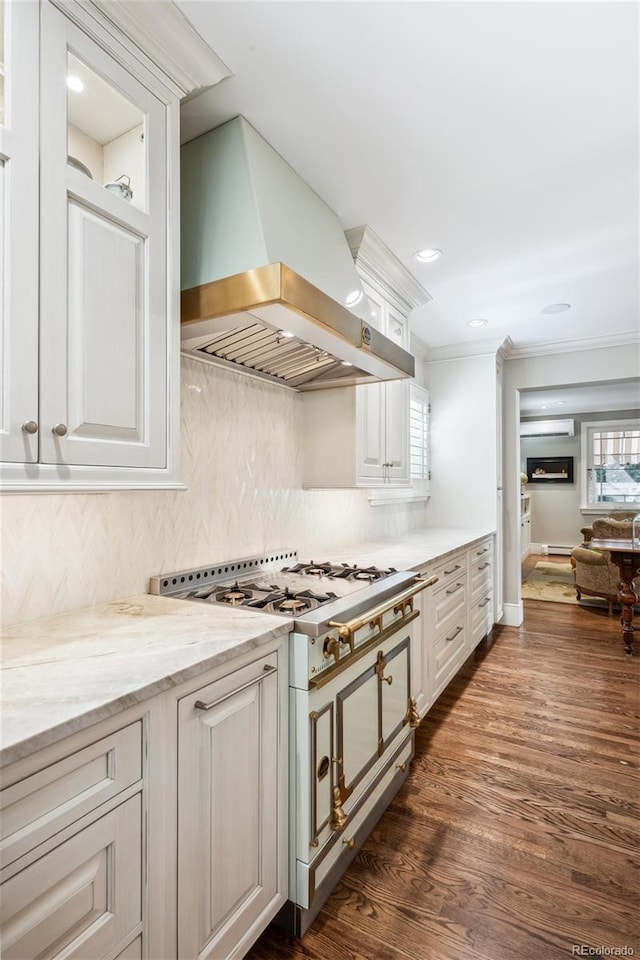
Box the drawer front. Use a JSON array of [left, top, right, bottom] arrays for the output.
[[1, 722, 142, 869], [471, 594, 493, 647], [470, 558, 492, 601], [1, 794, 141, 960], [432, 617, 468, 696], [469, 538, 493, 564], [432, 576, 467, 634], [428, 551, 466, 591], [115, 937, 142, 960]]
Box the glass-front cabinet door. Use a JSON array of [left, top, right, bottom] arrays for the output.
[[39, 1, 168, 468], [0, 0, 39, 463]]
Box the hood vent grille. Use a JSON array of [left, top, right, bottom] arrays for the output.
[[195, 321, 366, 389]]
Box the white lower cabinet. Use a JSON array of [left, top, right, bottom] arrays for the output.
[[177, 651, 286, 960], [1, 795, 142, 960], [414, 536, 495, 715], [0, 638, 287, 960]]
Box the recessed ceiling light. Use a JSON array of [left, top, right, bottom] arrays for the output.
[[345, 289, 363, 307], [541, 303, 571, 314], [414, 248, 442, 263], [67, 75, 85, 93], [277, 330, 294, 338], [467, 319, 488, 327]]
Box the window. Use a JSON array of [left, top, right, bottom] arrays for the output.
[[409, 384, 430, 491], [581, 419, 640, 508]]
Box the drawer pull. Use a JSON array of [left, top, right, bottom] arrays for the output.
[[479, 598, 491, 607], [444, 564, 462, 575], [395, 761, 408, 773], [195, 664, 276, 711], [342, 837, 356, 849], [446, 583, 464, 595], [445, 626, 464, 642], [476, 547, 490, 556], [478, 562, 491, 570]]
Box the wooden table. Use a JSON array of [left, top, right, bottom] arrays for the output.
[[591, 538, 640, 655]]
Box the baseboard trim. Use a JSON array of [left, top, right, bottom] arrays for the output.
[[501, 602, 523, 627]]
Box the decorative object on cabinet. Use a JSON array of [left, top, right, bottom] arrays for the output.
[[303, 225, 430, 489], [0, 0, 226, 491], [527, 456, 574, 483]]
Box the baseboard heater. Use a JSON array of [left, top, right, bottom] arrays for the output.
[[541, 544, 573, 556]]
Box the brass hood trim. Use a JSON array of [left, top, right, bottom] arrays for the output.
[[181, 263, 415, 390]]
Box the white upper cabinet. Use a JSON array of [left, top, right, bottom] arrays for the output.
[[39, 3, 167, 470], [303, 226, 428, 489], [0, 0, 228, 489], [0, 0, 39, 465]]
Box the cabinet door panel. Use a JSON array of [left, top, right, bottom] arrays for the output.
[[66, 203, 145, 446], [0, 795, 141, 960], [384, 305, 409, 481], [0, 0, 39, 463], [38, 2, 167, 469], [357, 382, 385, 478], [178, 655, 280, 960]]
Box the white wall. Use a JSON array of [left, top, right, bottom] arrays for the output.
[[503, 344, 640, 620], [1, 358, 426, 627]]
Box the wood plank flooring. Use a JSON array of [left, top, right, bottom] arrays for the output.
[[247, 582, 639, 960]]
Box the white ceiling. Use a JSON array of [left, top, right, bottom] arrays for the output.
[[178, 1, 638, 354]]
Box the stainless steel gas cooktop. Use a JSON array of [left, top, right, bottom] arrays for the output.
[[149, 550, 415, 637]]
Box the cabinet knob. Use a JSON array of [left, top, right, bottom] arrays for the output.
[[342, 837, 356, 849], [52, 423, 68, 437], [22, 420, 38, 435]]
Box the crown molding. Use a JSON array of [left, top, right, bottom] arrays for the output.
[[424, 336, 508, 363], [506, 331, 640, 359], [345, 225, 431, 314], [63, 0, 231, 97]]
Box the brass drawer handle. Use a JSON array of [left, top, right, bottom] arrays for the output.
[[342, 837, 356, 849], [445, 626, 464, 642], [444, 564, 462, 575], [395, 761, 408, 773], [446, 583, 464, 595]]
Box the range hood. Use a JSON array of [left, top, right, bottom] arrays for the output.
[[180, 117, 415, 390]]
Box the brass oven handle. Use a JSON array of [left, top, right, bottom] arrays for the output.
[[195, 664, 276, 711], [328, 575, 438, 642], [380, 673, 393, 686]]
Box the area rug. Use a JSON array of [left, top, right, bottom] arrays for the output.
[[522, 560, 579, 605]]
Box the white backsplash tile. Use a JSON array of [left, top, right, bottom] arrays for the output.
[[2, 358, 424, 626]]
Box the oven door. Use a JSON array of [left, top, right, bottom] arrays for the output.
[[292, 625, 414, 872]]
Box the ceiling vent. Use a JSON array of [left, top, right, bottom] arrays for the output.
[[519, 419, 575, 439]]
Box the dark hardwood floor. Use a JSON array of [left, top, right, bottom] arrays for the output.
[[247, 576, 639, 960]]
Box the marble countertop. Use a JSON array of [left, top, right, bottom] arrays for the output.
[[321, 527, 495, 571], [1, 526, 494, 769], [1, 596, 292, 767]]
